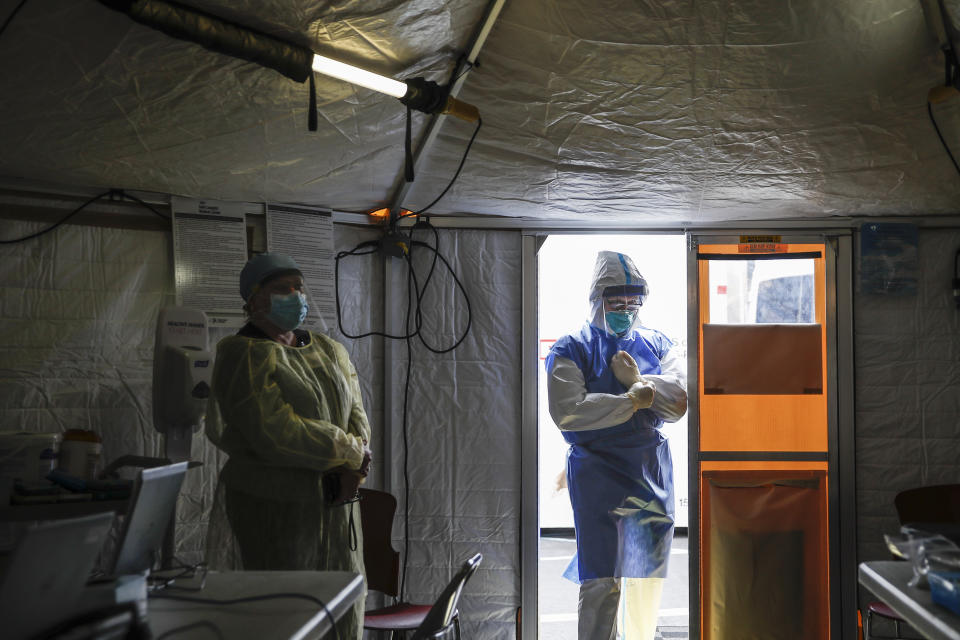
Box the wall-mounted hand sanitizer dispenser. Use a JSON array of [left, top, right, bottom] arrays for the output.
[[152, 308, 212, 435]]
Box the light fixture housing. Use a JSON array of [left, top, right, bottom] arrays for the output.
[[100, 0, 480, 121]]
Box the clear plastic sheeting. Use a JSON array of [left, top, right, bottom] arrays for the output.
[[0, 1, 959, 222]]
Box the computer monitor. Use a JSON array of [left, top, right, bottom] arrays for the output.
[[111, 462, 188, 576], [0, 512, 114, 638]]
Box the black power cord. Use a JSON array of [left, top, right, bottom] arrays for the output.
[[334, 229, 471, 352], [0, 189, 170, 244], [953, 248, 960, 309], [0, 0, 28, 39], [1, 190, 113, 244], [335, 217, 472, 602], [927, 101, 960, 178], [396, 118, 483, 221]]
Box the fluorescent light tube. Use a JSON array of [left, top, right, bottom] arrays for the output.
[[311, 54, 407, 98]]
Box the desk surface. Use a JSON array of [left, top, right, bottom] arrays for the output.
[[859, 561, 960, 640], [148, 571, 364, 640]]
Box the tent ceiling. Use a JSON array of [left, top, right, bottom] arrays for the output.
[[1, 0, 959, 224]]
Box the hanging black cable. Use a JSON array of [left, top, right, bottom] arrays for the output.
[[407, 218, 440, 346], [0, 190, 113, 244], [0, 188, 172, 245], [119, 189, 171, 220], [407, 239, 472, 353], [953, 248, 960, 309], [399, 253, 415, 601], [395, 118, 483, 222], [334, 230, 471, 350], [334, 218, 472, 604], [0, 0, 28, 39], [927, 101, 960, 178]]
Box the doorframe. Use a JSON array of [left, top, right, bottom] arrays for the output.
[[521, 233, 540, 640], [520, 230, 690, 639], [684, 230, 856, 639]]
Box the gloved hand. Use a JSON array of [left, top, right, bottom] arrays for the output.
[[610, 351, 655, 410], [626, 381, 655, 411], [359, 447, 373, 477], [335, 469, 364, 504], [610, 350, 644, 387]]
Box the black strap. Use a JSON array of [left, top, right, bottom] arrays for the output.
[[308, 73, 317, 131], [404, 106, 415, 182], [307, 71, 317, 131], [348, 502, 358, 552]]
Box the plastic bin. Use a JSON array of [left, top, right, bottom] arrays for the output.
[[928, 571, 960, 616]]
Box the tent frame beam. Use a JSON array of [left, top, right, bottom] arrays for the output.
[[383, 0, 508, 222]]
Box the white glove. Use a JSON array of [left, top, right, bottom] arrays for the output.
[[626, 381, 655, 410], [610, 351, 644, 387], [610, 351, 655, 411]]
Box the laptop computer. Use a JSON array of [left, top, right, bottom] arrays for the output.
[[0, 512, 114, 639], [74, 462, 189, 628], [109, 461, 188, 577]]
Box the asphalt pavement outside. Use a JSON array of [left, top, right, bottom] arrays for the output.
[[538, 532, 689, 640]]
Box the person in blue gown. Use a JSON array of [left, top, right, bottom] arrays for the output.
[[545, 251, 687, 640]]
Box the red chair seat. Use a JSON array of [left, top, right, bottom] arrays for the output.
[[867, 601, 903, 620], [364, 603, 434, 630]]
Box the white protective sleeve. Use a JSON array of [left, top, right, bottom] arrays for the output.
[[643, 347, 688, 423], [547, 346, 688, 432], [547, 356, 641, 431]]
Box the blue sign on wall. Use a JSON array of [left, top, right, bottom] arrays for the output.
[[860, 223, 918, 295]]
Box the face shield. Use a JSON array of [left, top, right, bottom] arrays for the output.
[[588, 252, 650, 335]]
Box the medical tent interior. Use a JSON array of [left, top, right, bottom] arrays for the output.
[[2, 0, 960, 638]]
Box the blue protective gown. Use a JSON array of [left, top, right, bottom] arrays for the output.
[[545, 251, 687, 585]]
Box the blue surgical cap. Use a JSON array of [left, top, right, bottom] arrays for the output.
[[239, 253, 302, 301]]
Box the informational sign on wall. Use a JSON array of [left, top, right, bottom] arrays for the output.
[[265, 204, 336, 330], [860, 223, 919, 295], [171, 197, 252, 327]]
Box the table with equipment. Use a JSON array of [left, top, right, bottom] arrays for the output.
[[148, 571, 364, 639], [859, 561, 960, 640]]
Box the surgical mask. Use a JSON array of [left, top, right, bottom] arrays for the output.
[[267, 292, 308, 331], [605, 310, 635, 335]]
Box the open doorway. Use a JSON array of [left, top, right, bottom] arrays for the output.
[[537, 234, 689, 640]]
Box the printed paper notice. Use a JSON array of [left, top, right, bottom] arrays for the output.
[[172, 197, 250, 325], [266, 204, 336, 330]]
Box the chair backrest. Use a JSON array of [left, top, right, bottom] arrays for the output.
[[412, 553, 483, 640], [894, 484, 960, 526], [358, 488, 401, 597]]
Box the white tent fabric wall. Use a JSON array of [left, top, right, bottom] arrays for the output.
[[322, 224, 386, 498], [386, 229, 522, 639], [855, 228, 960, 565], [0, 218, 223, 562], [0, 217, 385, 569]]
